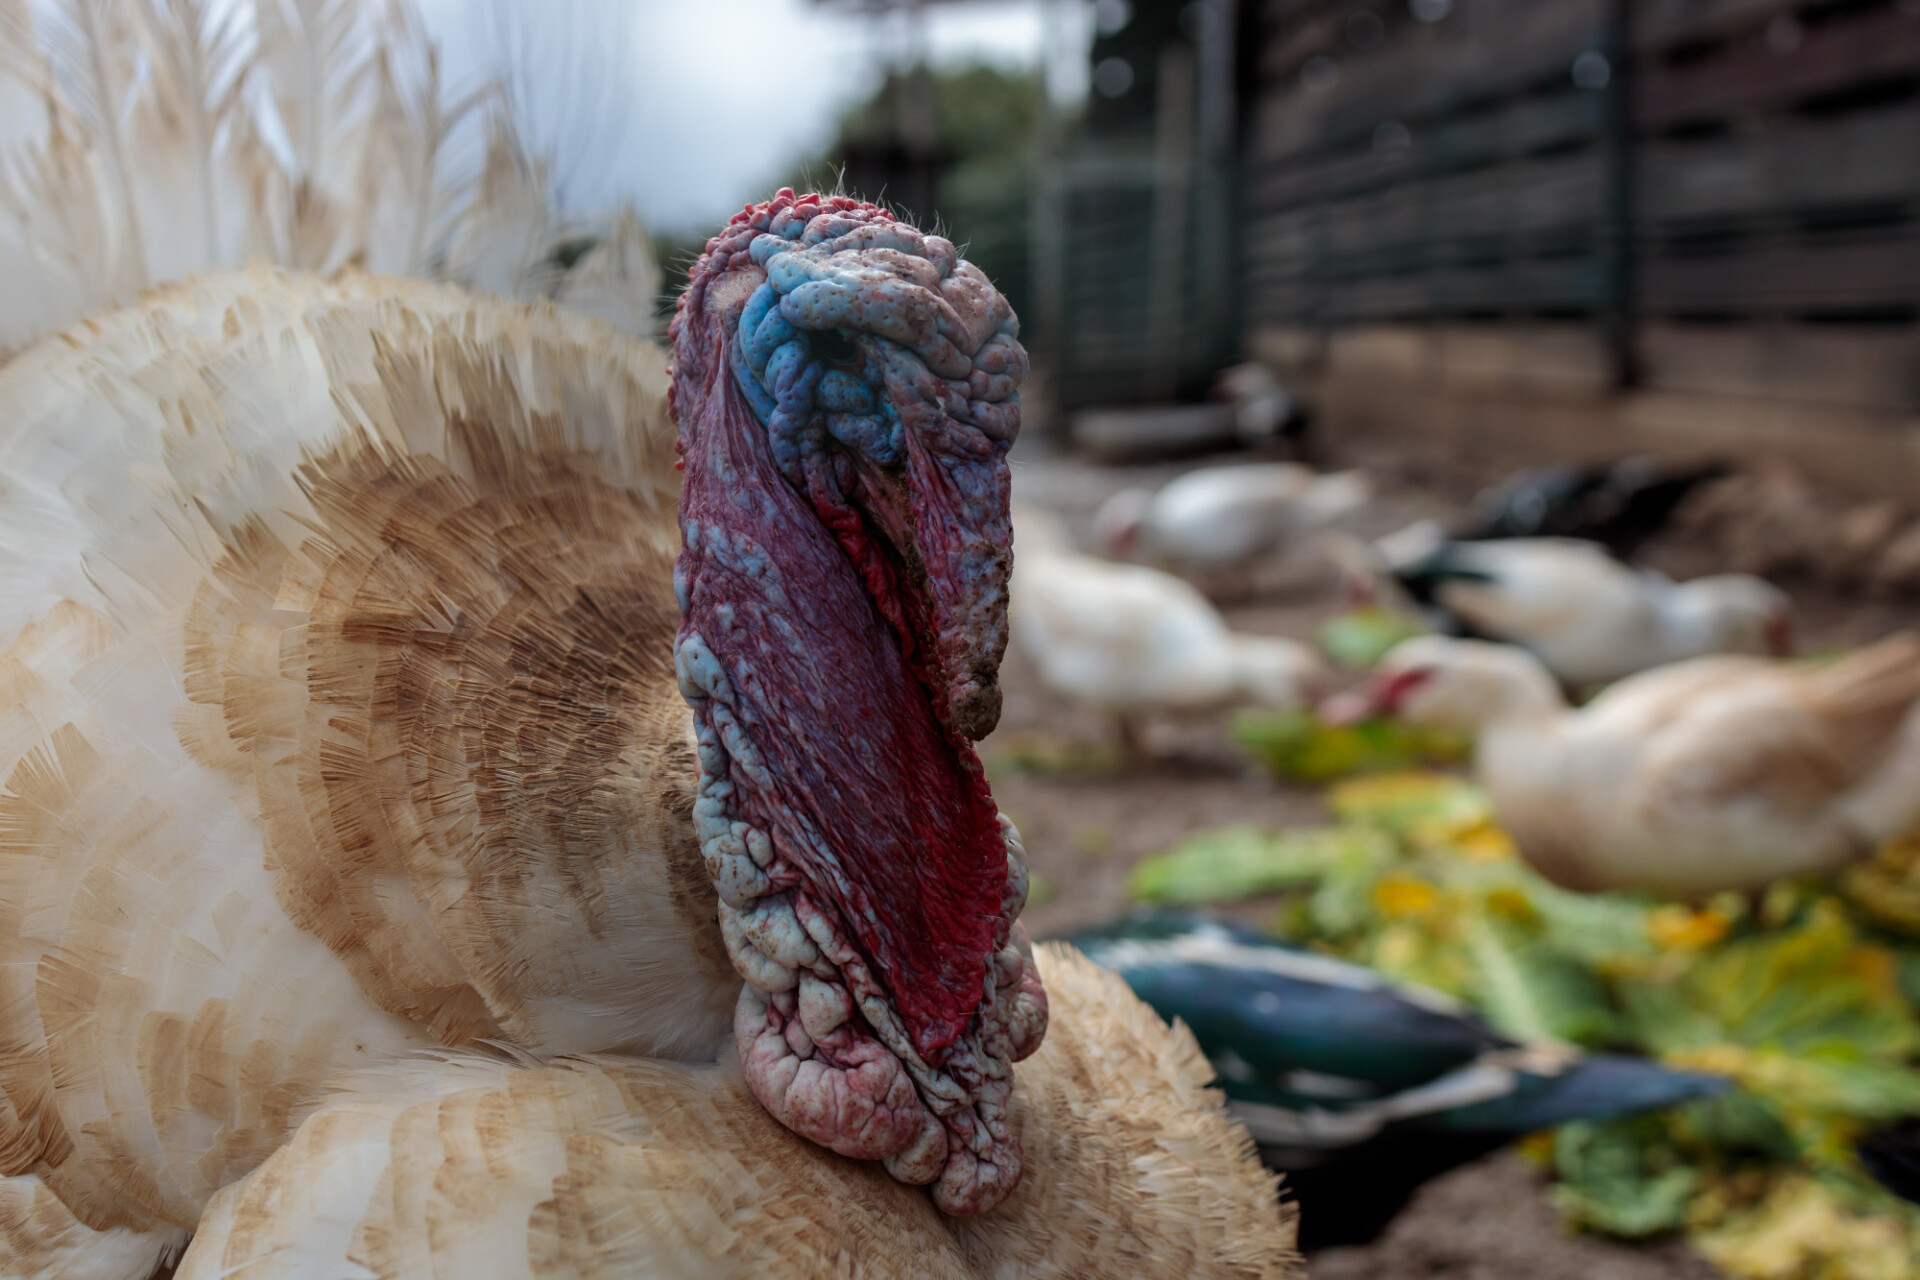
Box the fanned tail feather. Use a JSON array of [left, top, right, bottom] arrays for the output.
[[0, 0, 658, 361], [552, 206, 663, 341]]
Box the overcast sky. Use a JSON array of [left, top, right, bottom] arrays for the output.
[[414, 0, 1089, 236]]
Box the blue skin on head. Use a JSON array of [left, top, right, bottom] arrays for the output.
[[668, 192, 1041, 1217]]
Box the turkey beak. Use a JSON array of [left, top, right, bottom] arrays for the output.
[[850, 459, 1011, 743]]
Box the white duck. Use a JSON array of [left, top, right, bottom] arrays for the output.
[[1094, 463, 1372, 573], [1368, 533, 1792, 688], [1012, 504, 1328, 753], [0, 195, 1296, 1276], [1341, 634, 1920, 896]]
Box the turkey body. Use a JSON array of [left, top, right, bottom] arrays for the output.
[[0, 264, 1299, 1276], [173, 946, 1296, 1280], [0, 270, 739, 1260]]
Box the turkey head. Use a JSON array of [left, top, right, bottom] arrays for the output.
[[670, 190, 1044, 1215]]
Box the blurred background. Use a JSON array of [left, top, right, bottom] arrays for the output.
[[392, 0, 1920, 498], [7, 1, 1920, 1276]]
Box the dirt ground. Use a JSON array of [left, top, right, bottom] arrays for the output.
[[1309, 1153, 1725, 1280], [991, 441, 1920, 1276]]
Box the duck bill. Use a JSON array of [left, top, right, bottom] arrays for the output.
[[1321, 666, 1431, 724]]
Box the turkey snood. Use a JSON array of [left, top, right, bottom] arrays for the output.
[[670, 191, 1047, 1215]]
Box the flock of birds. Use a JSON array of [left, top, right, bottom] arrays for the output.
[[1005, 450, 1920, 1242], [1011, 453, 1800, 747], [1083, 454, 1918, 900], [0, 2, 1917, 1276]]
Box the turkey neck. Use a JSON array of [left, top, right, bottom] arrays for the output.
[[675, 339, 1007, 1061], [667, 191, 1043, 1216]]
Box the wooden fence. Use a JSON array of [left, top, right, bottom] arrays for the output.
[[1242, 0, 1920, 440]]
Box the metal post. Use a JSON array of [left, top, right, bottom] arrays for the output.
[[1602, 0, 1638, 388], [1194, 0, 1240, 374], [1146, 42, 1197, 402], [1029, 0, 1072, 436]]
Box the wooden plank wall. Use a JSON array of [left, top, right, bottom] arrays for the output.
[[1243, 0, 1920, 415], [1244, 0, 1618, 329], [1632, 0, 1920, 407]]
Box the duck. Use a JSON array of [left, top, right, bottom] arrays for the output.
[[1359, 532, 1792, 688], [1464, 457, 1729, 558], [1093, 462, 1372, 574], [1337, 634, 1920, 896], [1063, 911, 1727, 1248], [172, 944, 1298, 1280], [0, 193, 1295, 1274], [1011, 504, 1329, 755]]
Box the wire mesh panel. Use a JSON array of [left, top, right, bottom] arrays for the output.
[[1038, 0, 1240, 411]]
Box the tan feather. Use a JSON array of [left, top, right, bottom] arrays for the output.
[[0, 102, 130, 357], [1800, 632, 1920, 764], [0, 1174, 183, 1280], [0, 270, 725, 1247], [173, 945, 1300, 1280], [0, 0, 52, 152], [252, 0, 380, 270], [357, 0, 495, 277], [122, 0, 257, 275], [442, 109, 561, 300]]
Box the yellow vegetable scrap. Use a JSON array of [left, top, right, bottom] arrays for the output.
[[1648, 905, 1733, 953], [1692, 1174, 1920, 1280], [1125, 771, 1920, 1278], [1372, 874, 1443, 919]]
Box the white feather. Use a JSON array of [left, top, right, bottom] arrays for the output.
[[0, 0, 660, 362]]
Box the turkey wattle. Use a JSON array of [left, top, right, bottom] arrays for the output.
[[670, 192, 1046, 1215]]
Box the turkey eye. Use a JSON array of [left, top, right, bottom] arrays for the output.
[[810, 329, 858, 367]]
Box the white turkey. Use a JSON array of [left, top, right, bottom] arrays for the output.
[[0, 191, 1297, 1276]]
